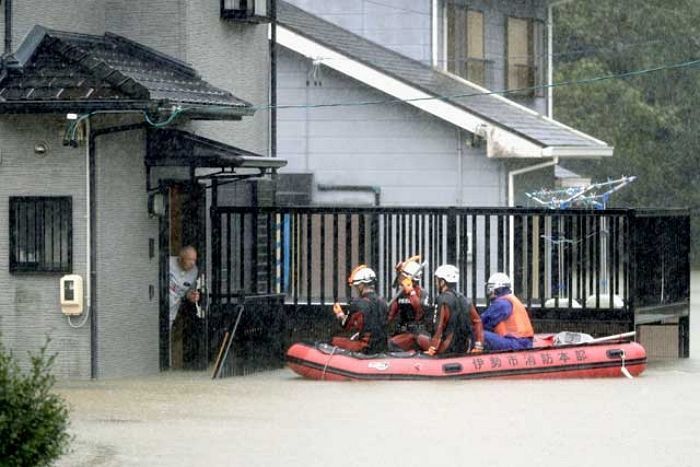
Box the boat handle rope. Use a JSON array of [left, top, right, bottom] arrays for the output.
[[619, 350, 633, 380], [322, 346, 338, 381]]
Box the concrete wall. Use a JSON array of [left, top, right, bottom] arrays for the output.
[[94, 127, 160, 379], [277, 48, 505, 207], [0, 116, 90, 379]]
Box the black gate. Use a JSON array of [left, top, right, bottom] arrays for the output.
[[209, 206, 691, 371]]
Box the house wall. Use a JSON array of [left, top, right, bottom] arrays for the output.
[[104, 0, 186, 59], [93, 126, 160, 378], [0, 116, 90, 379], [184, 0, 270, 156], [282, 0, 547, 114], [283, 0, 433, 65], [104, 0, 270, 156], [6, 0, 106, 49], [277, 48, 505, 207], [0, 117, 160, 379]]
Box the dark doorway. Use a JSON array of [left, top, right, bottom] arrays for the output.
[[159, 181, 208, 370]]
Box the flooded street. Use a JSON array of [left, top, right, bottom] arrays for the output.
[[56, 273, 700, 467]]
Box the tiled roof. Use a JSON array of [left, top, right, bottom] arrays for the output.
[[276, 1, 611, 153], [0, 26, 253, 116]]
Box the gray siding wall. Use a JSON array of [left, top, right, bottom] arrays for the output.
[[94, 127, 160, 379], [105, 0, 270, 156], [283, 0, 547, 113], [277, 48, 505, 207], [105, 0, 186, 59], [0, 116, 90, 379], [284, 0, 433, 64], [185, 0, 270, 155], [8, 0, 106, 48]]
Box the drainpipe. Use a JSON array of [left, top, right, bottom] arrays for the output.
[[270, 0, 277, 159], [4, 0, 12, 54], [506, 157, 559, 281], [507, 157, 559, 207], [457, 129, 464, 205], [547, 4, 553, 118]]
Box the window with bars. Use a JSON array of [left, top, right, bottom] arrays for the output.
[[9, 197, 73, 273], [506, 16, 545, 97], [443, 2, 489, 86]]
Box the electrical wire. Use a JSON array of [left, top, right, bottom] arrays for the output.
[[252, 58, 700, 111], [58, 58, 700, 134]]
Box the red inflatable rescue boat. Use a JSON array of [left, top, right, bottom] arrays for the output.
[[286, 335, 646, 381]]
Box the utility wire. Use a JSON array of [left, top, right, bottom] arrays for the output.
[[72, 57, 696, 131], [252, 58, 700, 111]]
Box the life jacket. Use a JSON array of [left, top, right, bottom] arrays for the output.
[[493, 294, 534, 338], [396, 286, 426, 326], [434, 290, 472, 353], [349, 292, 388, 353]]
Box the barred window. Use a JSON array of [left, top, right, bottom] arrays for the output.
[[9, 197, 72, 273]]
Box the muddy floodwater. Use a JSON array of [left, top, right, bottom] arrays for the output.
[[55, 274, 700, 467]]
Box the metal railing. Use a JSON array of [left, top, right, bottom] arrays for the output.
[[209, 206, 691, 364]]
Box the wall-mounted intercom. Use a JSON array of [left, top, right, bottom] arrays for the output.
[[60, 274, 83, 316]]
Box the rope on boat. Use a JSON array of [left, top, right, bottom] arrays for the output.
[[322, 346, 338, 381], [619, 350, 633, 379]]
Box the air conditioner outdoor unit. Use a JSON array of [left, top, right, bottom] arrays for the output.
[[221, 0, 269, 22]]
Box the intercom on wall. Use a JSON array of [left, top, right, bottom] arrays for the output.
[[60, 275, 83, 316]]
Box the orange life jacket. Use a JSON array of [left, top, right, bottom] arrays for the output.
[[493, 294, 534, 338]]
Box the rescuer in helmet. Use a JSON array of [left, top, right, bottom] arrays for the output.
[[417, 265, 484, 356], [481, 272, 534, 351], [387, 255, 430, 351], [330, 265, 388, 354]]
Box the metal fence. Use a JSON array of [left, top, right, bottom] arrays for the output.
[[208, 206, 691, 369]]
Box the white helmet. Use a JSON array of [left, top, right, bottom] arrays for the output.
[[434, 264, 459, 284], [398, 255, 424, 280], [348, 265, 376, 286], [486, 273, 511, 295]]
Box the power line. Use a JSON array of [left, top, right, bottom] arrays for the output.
[[254, 58, 700, 111]]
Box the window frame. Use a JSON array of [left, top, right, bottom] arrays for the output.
[[505, 15, 546, 98], [9, 196, 73, 274], [440, 2, 488, 87]]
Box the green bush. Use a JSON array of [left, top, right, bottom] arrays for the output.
[[0, 339, 71, 467]]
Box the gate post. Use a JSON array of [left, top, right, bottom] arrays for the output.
[[447, 208, 457, 264]]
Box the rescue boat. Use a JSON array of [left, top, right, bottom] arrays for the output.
[[286, 335, 646, 381]]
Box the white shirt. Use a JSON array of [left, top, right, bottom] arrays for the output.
[[169, 256, 198, 327]]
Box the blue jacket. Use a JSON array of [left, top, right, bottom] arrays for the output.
[[481, 288, 513, 332]]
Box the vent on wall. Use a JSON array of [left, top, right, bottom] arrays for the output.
[[221, 0, 270, 23]]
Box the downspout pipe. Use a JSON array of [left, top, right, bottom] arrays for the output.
[[88, 122, 147, 379], [506, 156, 559, 281], [270, 0, 277, 159], [4, 0, 12, 55], [547, 4, 553, 118], [507, 157, 559, 208]]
